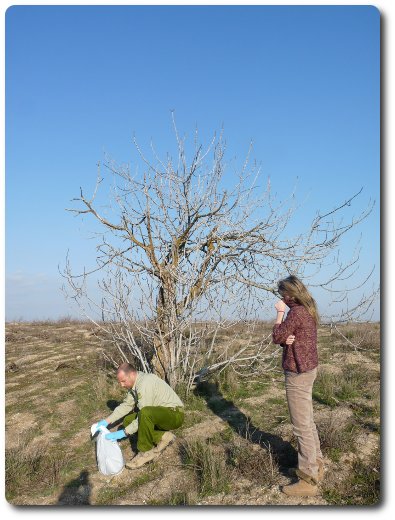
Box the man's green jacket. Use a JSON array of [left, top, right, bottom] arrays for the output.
[[107, 371, 184, 435]]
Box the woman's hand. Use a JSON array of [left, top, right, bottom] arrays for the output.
[[275, 299, 286, 312], [285, 335, 295, 345], [274, 299, 286, 324]]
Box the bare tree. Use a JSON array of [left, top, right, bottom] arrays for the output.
[[62, 115, 377, 390]]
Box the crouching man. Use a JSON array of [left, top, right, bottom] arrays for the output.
[[92, 362, 184, 470]]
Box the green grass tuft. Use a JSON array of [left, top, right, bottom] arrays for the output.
[[180, 439, 231, 497]]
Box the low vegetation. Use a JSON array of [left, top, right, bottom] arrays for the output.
[[5, 439, 69, 501], [5, 320, 380, 505], [180, 439, 231, 497], [322, 447, 380, 505]]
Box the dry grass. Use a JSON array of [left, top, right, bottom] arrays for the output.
[[322, 447, 380, 505], [317, 415, 357, 462], [5, 319, 380, 506], [179, 439, 231, 497], [5, 433, 71, 502], [332, 322, 380, 352], [226, 436, 282, 488], [313, 362, 378, 407]]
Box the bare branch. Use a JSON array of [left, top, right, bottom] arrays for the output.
[[62, 119, 378, 389]]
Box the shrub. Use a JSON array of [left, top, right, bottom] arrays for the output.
[[318, 416, 356, 461], [226, 437, 281, 488], [180, 439, 231, 497]]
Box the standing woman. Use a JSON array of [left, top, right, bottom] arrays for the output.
[[272, 275, 323, 497]]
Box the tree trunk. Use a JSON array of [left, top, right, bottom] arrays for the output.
[[151, 277, 178, 387]]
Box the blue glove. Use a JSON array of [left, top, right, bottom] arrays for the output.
[[91, 419, 109, 436], [105, 430, 127, 441]]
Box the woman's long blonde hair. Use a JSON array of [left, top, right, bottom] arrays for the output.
[[277, 275, 319, 325]]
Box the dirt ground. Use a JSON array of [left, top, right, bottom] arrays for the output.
[[5, 321, 380, 506]]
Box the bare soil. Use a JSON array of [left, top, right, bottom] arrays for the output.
[[5, 321, 380, 506]]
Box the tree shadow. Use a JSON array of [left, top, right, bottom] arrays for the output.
[[194, 380, 297, 474], [57, 470, 91, 505]]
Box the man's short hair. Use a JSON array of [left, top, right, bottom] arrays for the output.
[[117, 362, 136, 375]]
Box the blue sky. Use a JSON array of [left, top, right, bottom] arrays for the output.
[[5, 4, 380, 321]]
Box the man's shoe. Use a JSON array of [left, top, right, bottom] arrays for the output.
[[153, 432, 176, 453], [282, 479, 319, 497], [127, 452, 137, 464], [125, 449, 159, 470]]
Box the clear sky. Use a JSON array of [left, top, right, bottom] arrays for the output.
[[5, 4, 380, 321]]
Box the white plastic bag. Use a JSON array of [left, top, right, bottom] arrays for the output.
[[91, 423, 125, 476]]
